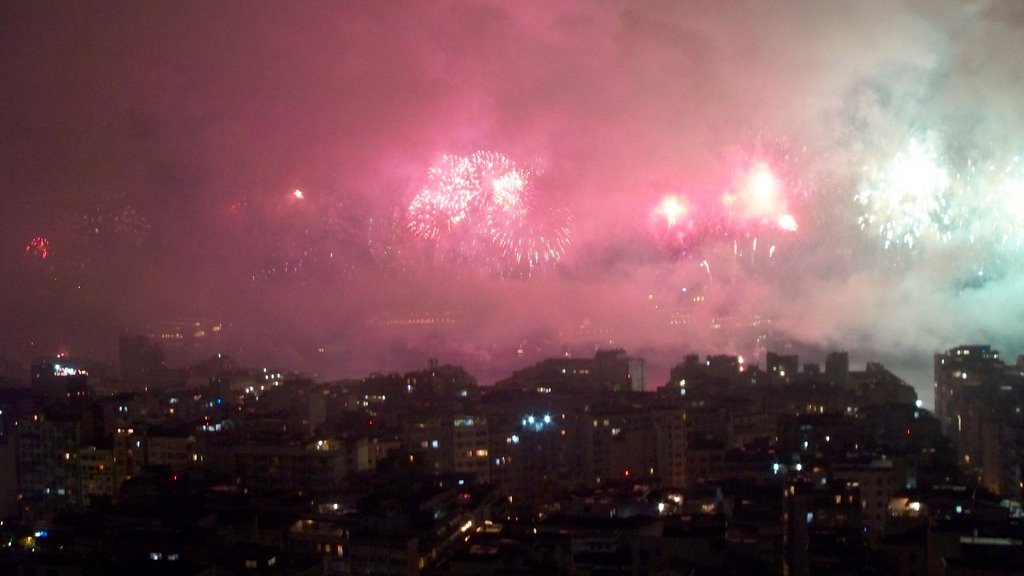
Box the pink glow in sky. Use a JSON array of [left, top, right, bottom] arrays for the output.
[[3, 1, 1024, 403]]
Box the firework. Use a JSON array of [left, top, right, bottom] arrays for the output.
[[855, 135, 1024, 264], [25, 235, 50, 259], [649, 157, 801, 264], [408, 154, 479, 241], [407, 151, 571, 276], [700, 259, 713, 282], [491, 209, 572, 276], [644, 138, 813, 291], [78, 205, 151, 246], [725, 162, 800, 233], [777, 214, 798, 232], [730, 163, 782, 219], [655, 195, 689, 228], [472, 151, 530, 220], [956, 155, 1024, 251], [856, 138, 951, 250]]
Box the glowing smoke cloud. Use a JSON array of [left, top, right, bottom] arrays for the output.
[[5, 0, 1024, 405]]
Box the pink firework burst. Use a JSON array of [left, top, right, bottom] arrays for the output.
[[407, 151, 571, 276], [25, 235, 50, 259]]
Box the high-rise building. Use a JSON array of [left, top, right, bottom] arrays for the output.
[[78, 445, 116, 505], [401, 413, 490, 481], [825, 351, 849, 389], [16, 412, 83, 511], [496, 349, 644, 393], [934, 345, 1024, 498], [767, 352, 798, 385], [628, 358, 646, 392], [934, 345, 1002, 437], [497, 413, 569, 518], [664, 354, 748, 395], [587, 407, 657, 484], [452, 415, 490, 482], [0, 407, 16, 518], [118, 334, 165, 383], [31, 360, 88, 399], [653, 408, 688, 487]]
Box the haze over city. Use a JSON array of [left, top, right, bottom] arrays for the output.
[[4, 1, 1024, 403]]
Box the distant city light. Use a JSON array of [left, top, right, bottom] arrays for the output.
[[52, 364, 87, 377], [521, 413, 555, 432]]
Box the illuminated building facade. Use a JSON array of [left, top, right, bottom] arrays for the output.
[[767, 352, 798, 385], [653, 407, 688, 487], [31, 360, 88, 399], [934, 345, 1002, 438], [452, 415, 490, 482], [16, 412, 83, 511], [79, 445, 116, 504], [587, 407, 657, 484], [497, 349, 645, 393], [934, 345, 1024, 498]]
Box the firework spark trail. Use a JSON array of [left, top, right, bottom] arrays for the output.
[[472, 151, 530, 220], [855, 136, 1024, 265], [700, 259, 713, 282], [408, 154, 480, 241], [856, 138, 951, 250], [407, 151, 571, 276], [958, 155, 1024, 251], [492, 212, 572, 276]]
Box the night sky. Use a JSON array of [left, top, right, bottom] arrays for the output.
[[3, 1, 1024, 404]]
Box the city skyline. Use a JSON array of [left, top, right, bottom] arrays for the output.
[[3, 1, 1024, 403]]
